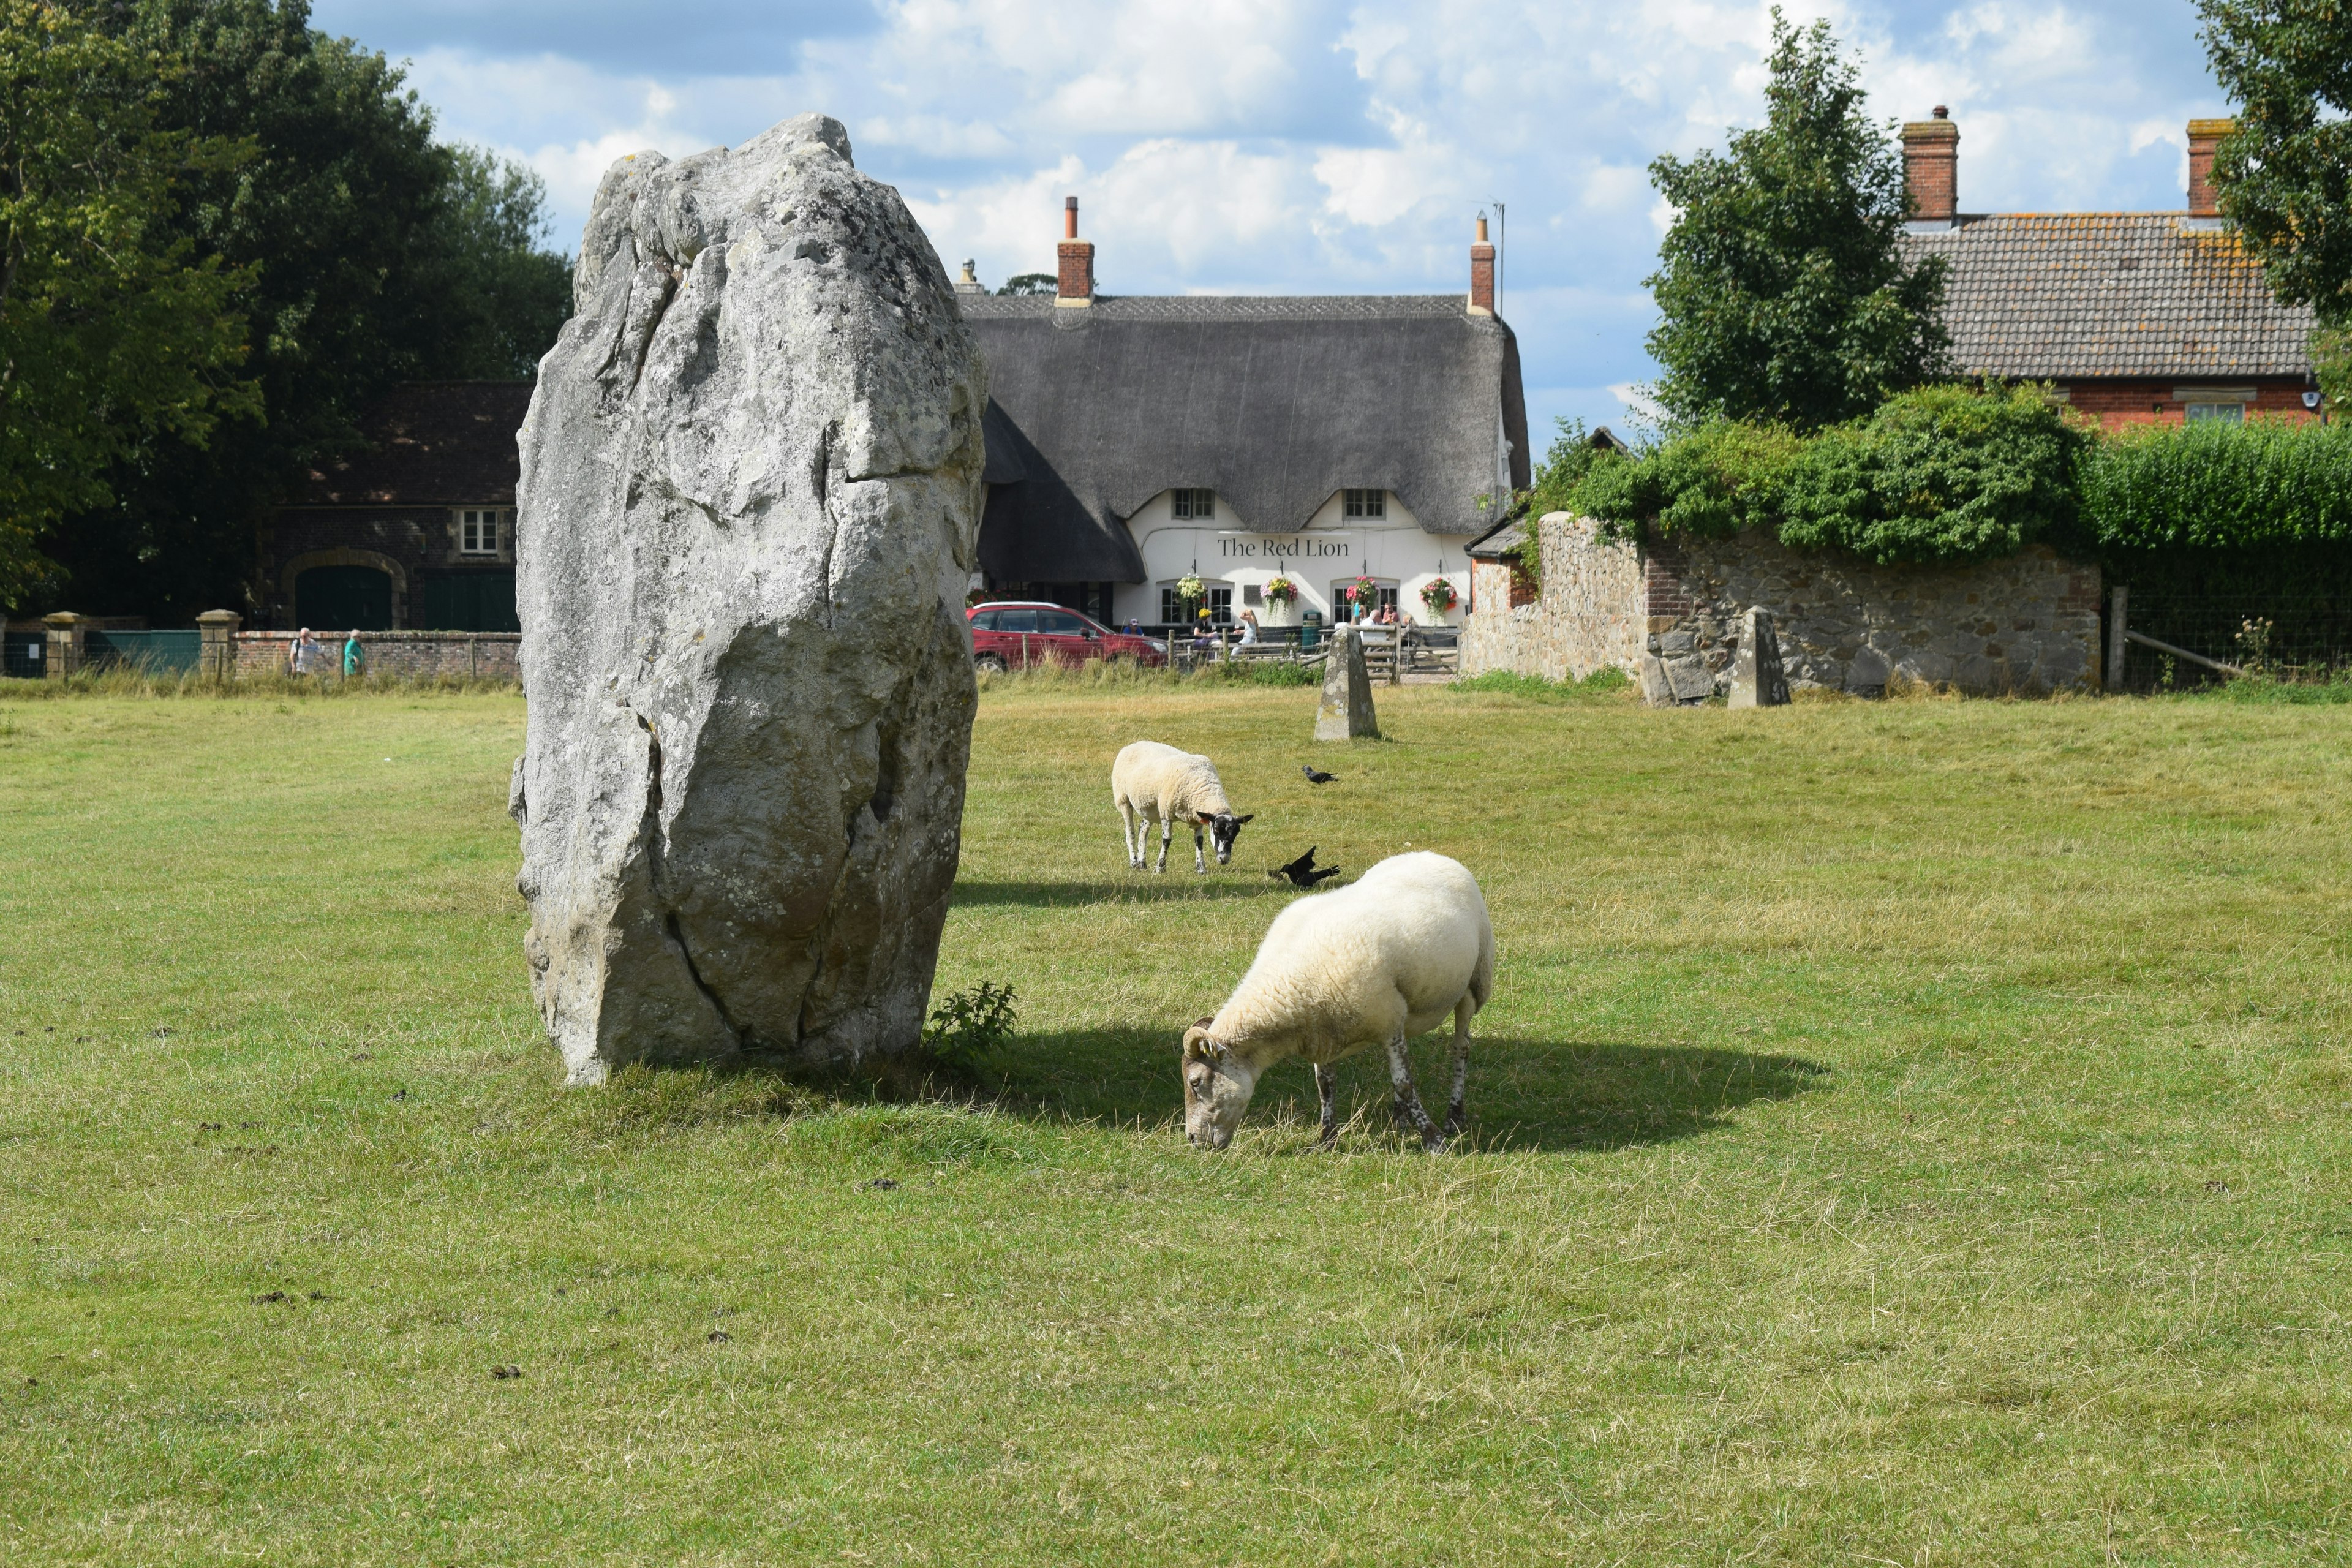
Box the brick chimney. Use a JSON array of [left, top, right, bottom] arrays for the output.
[[1468, 214, 1495, 317], [1055, 196, 1094, 308], [1901, 107, 1959, 224], [2188, 118, 2234, 218]]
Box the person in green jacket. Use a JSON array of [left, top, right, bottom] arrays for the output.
[[342, 632, 366, 679]]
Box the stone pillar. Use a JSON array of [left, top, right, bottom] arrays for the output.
[[42, 612, 83, 680], [1727, 607, 1790, 709], [1315, 625, 1379, 740], [197, 611, 241, 682]]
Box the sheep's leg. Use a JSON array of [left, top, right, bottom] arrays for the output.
[[1444, 997, 1473, 1137], [1385, 1031, 1446, 1154], [1119, 802, 1141, 869], [1192, 823, 1207, 874], [1156, 817, 1171, 874], [1315, 1063, 1340, 1148]]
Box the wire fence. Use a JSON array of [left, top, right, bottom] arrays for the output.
[[2112, 595, 2352, 692]]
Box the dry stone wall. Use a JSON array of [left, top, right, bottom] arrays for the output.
[[1463, 513, 2103, 699], [233, 631, 519, 680]]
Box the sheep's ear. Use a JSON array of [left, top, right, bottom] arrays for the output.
[[1182, 1025, 1213, 1063], [1194, 1016, 1216, 1029], [1234, 814, 1254, 825]]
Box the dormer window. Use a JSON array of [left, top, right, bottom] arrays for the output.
[[1343, 488, 1386, 519], [458, 508, 510, 556], [1172, 488, 1216, 520]]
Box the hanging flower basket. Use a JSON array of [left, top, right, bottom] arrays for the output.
[[1420, 576, 1458, 612], [1263, 576, 1298, 606], [1175, 573, 1205, 605], [1346, 574, 1379, 606]]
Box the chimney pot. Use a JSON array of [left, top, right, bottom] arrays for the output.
[[2187, 118, 2235, 219], [1056, 195, 1094, 307], [1902, 109, 1961, 224], [1468, 214, 1496, 317]]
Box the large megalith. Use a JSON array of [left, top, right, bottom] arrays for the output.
[[510, 115, 988, 1084]]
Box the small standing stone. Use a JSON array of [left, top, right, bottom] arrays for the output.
[[1728, 606, 1791, 709], [1315, 626, 1379, 740]]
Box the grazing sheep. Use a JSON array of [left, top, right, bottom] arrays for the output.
[[1112, 741, 1253, 873], [1181, 851, 1493, 1153]]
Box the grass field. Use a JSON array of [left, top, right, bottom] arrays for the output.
[[2, 677, 2348, 1564]]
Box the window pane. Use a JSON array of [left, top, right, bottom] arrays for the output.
[[1040, 611, 1085, 635], [1198, 491, 1215, 518], [1365, 491, 1385, 518], [996, 609, 1038, 633], [969, 611, 998, 630]]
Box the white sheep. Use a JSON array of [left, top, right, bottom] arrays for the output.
[[1112, 740, 1253, 873], [1181, 851, 1493, 1153]]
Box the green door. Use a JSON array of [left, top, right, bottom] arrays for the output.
[[295, 565, 392, 630], [414, 571, 519, 632]]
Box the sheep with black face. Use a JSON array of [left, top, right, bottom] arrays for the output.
[[1111, 740, 1253, 873], [1182, 851, 1493, 1153]]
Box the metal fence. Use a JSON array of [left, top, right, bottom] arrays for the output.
[[2111, 594, 2352, 692], [85, 629, 202, 674]]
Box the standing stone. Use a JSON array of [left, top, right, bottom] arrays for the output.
[[511, 115, 988, 1084], [1315, 626, 1380, 740], [1727, 606, 1791, 709]]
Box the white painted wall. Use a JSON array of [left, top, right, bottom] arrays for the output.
[[1115, 488, 1476, 628]]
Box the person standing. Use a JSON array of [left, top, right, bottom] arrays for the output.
[[342, 631, 366, 680], [288, 628, 323, 677]]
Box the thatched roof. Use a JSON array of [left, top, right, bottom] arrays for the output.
[[965, 295, 1529, 584]]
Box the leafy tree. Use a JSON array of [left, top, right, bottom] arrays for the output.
[[997, 272, 1055, 296], [0, 0, 257, 609], [37, 0, 570, 623], [1643, 10, 1950, 430], [2199, 1, 2352, 322], [1569, 385, 2084, 567]]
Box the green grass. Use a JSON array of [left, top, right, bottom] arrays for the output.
[[2, 682, 2349, 1564]]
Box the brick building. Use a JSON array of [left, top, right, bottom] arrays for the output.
[[262, 381, 529, 630], [1898, 111, 2319, 428]]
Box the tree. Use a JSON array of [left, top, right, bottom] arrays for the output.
[[997, 272, 1055, 296], [35, 0, 571, 624], [1643, 10, 1950, 430], [2199, 1, 2352, 322], [0, 0, 257, 609]]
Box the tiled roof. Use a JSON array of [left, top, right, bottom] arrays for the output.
[[1898, 214, 2316, 380], [298, 382, 533, 506]]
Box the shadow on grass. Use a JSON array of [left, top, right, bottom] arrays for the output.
[[992, 1027, 1830, 1154], [951, 878, 1293, 907], [579, 1028, 1826, 1158]]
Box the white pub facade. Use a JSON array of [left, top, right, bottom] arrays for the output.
[[959, 205, 1527, 630]]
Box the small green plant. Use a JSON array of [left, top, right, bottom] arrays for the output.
[[921, 981, 1018, 1071], [2236, 616, 2276, 679]]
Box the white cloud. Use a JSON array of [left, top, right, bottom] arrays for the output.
[[375, 0, 2228, 431]]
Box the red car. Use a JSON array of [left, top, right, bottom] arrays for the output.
[[967, 601, 1167, 671]]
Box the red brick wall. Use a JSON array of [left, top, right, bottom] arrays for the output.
[[235, 630, 518, 680], [1469, 243, 1495, 314], [1056, 239, 1093, 301], [1902, 126, 1959, 222], [1644, 548, 1693, 620], [2062, 380, 2315, 430]]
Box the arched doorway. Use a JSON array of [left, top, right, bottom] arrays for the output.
[[296, 565, 393, 630]]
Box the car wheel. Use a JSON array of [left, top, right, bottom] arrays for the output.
[[974, 654, 1008, 674]]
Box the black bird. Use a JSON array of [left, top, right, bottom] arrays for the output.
[[1270, 846, 1343, 889], [1301, 764, 1338, 784]]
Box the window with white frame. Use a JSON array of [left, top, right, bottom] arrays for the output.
[[2184, 402, 2245, 424], [1157, 580, 1234, 624], [1343, 488, 1386, 519], [1171, 488, 1216, 520], [458, 508, 511, 556]]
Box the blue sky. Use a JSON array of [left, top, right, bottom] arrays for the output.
[[307, 0, 2228, 441]]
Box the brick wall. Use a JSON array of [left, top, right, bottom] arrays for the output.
[[235, 630, 519, 680], [1463, 513, 2103, 699], [2062, 380, 2315, 429]]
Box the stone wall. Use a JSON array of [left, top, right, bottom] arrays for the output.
[[1463, 511, 2103, 699], [233, 630, 519, 680], [1459, 514, 1644, 680]]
